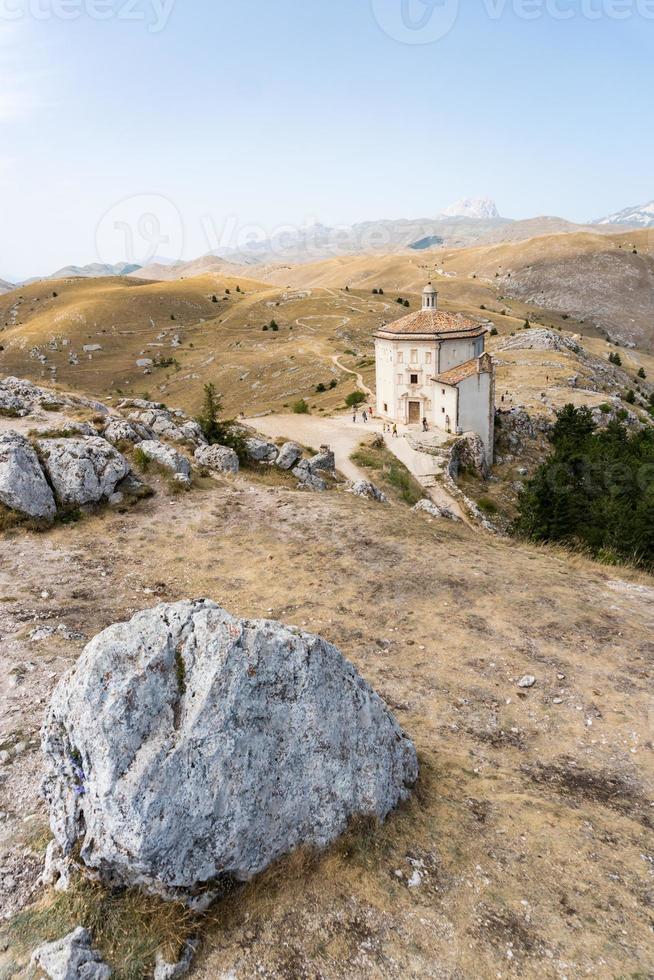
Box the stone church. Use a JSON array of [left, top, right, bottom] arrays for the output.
[[374, 283, 495, 463]]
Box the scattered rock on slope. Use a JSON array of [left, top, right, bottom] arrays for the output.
[[244, 436, 278, 463], [31, 926, 111, 980], [194, 443, 239, 474], [346, 480, 388, 503], [37, 437, 130, 508], [137, 440, 192, 481], [0, 431, 56, 521], [103, 417, 153, 445], [41, 599, 418, 900]]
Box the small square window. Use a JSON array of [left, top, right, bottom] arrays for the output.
[[410, 373, 418, 385], [441, 406, 445, 413], [383, 403, 388, 413]]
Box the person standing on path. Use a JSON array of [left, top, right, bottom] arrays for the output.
[[392, 423, 398, 438], [362, 410, 368, 423], [352, 410, 357, 423]]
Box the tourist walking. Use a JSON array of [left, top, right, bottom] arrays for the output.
[[422, 417, 428, 432], [392, 423, 398, 438], [352, 410, 357, 423], [362, 410, 368, 423]]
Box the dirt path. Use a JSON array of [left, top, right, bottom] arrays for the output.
[[331, 355, 374, 398]]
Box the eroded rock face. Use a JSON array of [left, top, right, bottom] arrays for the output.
[[126, 407, 205, 447], [41, 600, 418, 899], [0, 431, 56, 521], [413, 499, 458, 521], [275, 441, 303, 471], [137, 440, 191, 480], [448, 432, 489, 480], [30, 927, 111, 980], [194, 444, 239, 474], [37, 437, 130, 508]]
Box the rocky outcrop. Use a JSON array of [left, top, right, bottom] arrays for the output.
[[447, 432, 489, 480], [103, 418, 153, 445], [308, 448, 335, 475], [194, 444, 239, 474], [137, 441, 191, 481], [275, 441, 303, 471], [0, 376, 108, 418], [37, 437, 130, 508], [30, 927, 111, 980], [122, 403, 205, 447], [0, 431, 56, 521], [413, 499, 458, 521], [346, 480, 387, 503], [244, 437, 278, 463], [498, 328, 580, 354], [292, 460, 326, 491], [41, 600, 417, 900]]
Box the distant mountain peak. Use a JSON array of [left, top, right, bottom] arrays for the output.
[[440, 197, 501, 220], [592, 200, 654, 228]]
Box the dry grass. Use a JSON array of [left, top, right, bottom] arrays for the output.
[[350, 437, 424, 506], [7, 879, 200, 980]]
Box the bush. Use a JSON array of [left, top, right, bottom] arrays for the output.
[[403, 299, 410, 308], [270, 320, 279, 332], [211, 294, 218, 303], [292, 399, 309, 414], [316, 383, 326, 393], [599, 403, 611, 414], [637, 366, 646, 379], [329, 379, 338, 389], [262, 324, 268, 331], [609, 351, 622, 366], [345, 391, 366, 408], [514, 404, 654, 571], [624, 389, 636, 404], [490, 327, 498, 336]]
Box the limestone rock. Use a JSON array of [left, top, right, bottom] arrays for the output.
[[126, 407, 206, 447], [413, 499, 458, 521], [0, 431, 56, 521], [137, 440, 191, 479], [41, 600, 418, 899], [292, 460, 326, 491], [30, 926, 111, 980], [517, 675, 536, 689], [103, 418, 153, 445], [0, 376, 109, 418], [308, 448, 335, 474], [194, 444, 239, 474], [37, 437, 130, 508], [448, 433, 489, 480], [244, 437, 278, 463], [275, 441, 303, 471], [346, 480, 388, 503]]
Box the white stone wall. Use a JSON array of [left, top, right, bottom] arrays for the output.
[[431, 382, 458, 432], [438, 336, 484, 373], [457, 370, 494, 460]]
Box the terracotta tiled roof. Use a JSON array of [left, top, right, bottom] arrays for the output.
[[435, 358, 480, 386], [375, 309, 484, 338]]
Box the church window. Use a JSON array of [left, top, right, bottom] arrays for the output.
[[425, 351, 432, 364], [397, 374, 403, 384], [410, 349, 418, 363], [397, 351, 403, 363], [410, 373, 418, 385], [383, 403, 388, 412]]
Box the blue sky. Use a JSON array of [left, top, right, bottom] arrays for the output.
[[1, 0, 653, 278]]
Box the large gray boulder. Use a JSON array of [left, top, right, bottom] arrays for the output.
[[275, 441, 303, 471], [244, 437, 278, 463], [0, 431, 56, 521], [127, 408, 205, 447], [31, 926, 111, 980], [137, 440, 191, 480], [103, 417, 153, 445], [194, 443, 239, 474], [37, 437, 130, 508], [308, 448, 335, 475], [41, 600, 417, 900]]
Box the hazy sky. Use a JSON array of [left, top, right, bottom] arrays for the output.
[[1, 0, 653, 279]]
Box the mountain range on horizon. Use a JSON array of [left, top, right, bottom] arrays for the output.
[[3, 197, 652, 288]]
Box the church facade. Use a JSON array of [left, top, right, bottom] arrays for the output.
[[374, 283, 495, 463]]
